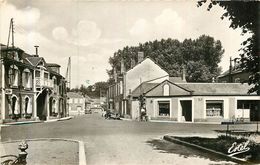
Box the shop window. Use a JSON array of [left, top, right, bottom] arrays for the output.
[[206, 100, 223, 117], [237, 101, 250, 109], [158, 101, 170, 116]]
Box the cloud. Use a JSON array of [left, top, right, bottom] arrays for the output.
[[129, 19, 150, 36], [154, 9, 185, 37], [71, 20, 102, 46], [52, 20, 102, 46], [129, 9, 185, 41], [52, 26, 68, 41]]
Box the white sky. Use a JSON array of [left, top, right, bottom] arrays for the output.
[[0, 0, 249, 88]]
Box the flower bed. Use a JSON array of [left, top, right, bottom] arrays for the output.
[[173, 135, 260, 163]]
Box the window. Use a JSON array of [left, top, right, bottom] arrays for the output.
[[24, 97, 32, 118], [44, 72, 48, 79], [158, 101, 170, 116], [237, 100, 250, 109], [163, 84, 170, 96], [9, 65, 19, 87], [35, 70, 41, 77], [22, 69, 32, 89], [206, 100, 223, 117]]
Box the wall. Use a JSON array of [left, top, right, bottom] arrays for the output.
[[126, 58, 168, 96]]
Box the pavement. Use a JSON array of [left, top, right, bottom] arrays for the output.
[[0, 139, 79, 165], [1, 114, 259, 165]]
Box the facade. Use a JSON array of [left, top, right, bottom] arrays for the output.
[[0, 44, 67, 123], [132, 80, 260, 122], [67, 92, 86, 116]]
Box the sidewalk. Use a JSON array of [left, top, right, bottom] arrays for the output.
[[0, 116, 73, 126], [0, 139, 79, 165]]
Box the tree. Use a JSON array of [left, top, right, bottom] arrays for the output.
[[108, 35, 224, 82], [70, 81, 109, 98], [198, 1, 259, 94]]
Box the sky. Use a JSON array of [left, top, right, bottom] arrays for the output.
[[0, 0, 249, 88]]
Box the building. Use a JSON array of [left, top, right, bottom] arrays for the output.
[[67, 92, 86, 116], [132, 80, 260, 122], [107, 52, 185, 118], [0, 44, 68, 123], [218, 57, 249, 83]]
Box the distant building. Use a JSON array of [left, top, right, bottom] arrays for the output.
[[218, 57, 249, 83], [67, 92, 86, 116]]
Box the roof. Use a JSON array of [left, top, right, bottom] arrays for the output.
[[134, 80, 256, 97], [26, 57, 45, 66], [126, 56, 168, 74], [67, 92, 84, 98], [169, 76, 186, 83], [47, 63, 61, 67], [218, 67, 243, 78], [132, 83, 159, 97], [176, 83, 254, 95]]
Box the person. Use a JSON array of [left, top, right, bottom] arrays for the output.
[[140, 107, 146, 121]]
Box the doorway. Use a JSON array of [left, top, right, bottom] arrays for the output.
[[180, 100, 192, 122]]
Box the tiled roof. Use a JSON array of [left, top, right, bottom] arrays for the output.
[[134, 80, 255, 97], [26, 57, 44, 66], [176, 83, 253, 95], [47, 63, 61, 67], [132, 83, 159, 97]]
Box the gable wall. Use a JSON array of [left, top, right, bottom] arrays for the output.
[[126, 58, 168, 96]]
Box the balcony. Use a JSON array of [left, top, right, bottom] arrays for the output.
[[35, 77, 54, 88]]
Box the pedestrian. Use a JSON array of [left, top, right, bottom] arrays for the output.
[[140, 107, 146, 121]]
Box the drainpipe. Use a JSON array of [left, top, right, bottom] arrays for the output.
[[33, 69, 38, 119], [1, 58, 5, 120]]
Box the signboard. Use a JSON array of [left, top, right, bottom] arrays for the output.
[[5, 89, 12, 95]]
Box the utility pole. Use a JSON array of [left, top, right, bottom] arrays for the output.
[[65, 57, 71, 89]]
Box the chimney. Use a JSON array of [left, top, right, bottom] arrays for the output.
[[120, 59, 125, 74], [182, 65, 186, 81], [113, 68, 117, 83], [34, 45, 39, 57], [131, 58, 136, 68], [137, 52, 144, 63]]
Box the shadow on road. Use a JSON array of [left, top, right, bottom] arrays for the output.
[[146, 139, 233, 163]]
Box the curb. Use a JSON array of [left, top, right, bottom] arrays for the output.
[[163, 135, 249, 164], [150, 120, 221, 124], [0, 138, 87, 165], [4, 121, 42, 125]]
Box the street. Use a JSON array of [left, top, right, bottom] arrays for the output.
[[1, 114, 235, 165]]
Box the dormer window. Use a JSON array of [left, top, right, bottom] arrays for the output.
[[9, 65, 19, 87], [163, 84, 170, 96]]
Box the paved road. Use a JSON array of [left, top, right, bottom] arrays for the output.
[[1, 114, 236, 165]]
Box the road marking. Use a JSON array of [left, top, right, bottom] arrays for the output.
[[79, 141, 87, 165]]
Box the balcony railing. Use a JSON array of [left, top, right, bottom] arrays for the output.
[[35, 77, 54, 88]]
